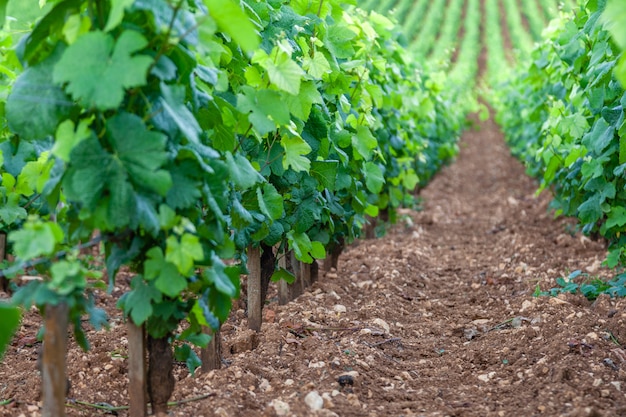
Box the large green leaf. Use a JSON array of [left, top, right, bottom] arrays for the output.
[[104, 0, 134, 32], [256, 183, 284, 221], [159, 83, 201, 145], [53, 30, 152, 110], [364, 162, 384, 194], [166, 234, 204, 276], [203, 0, 260, 52], [282, 135, 312, 172], [7, 49, 72, 140], [351, 126, 378, 160], [9, 221, 63, 260], [225, 152, 263, 189], [310, 161, 338, 191], [582, 118, 615, 155], [118, 276, 162, 325], [107, 113, 171, 196], [0, 303, 20, 359]]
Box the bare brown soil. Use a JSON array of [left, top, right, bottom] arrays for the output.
[[3, 113, 626, 417]]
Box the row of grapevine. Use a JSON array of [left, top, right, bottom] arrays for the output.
[[428, 0, 466, 65], [0, 0, 465, 414], [408, 0, 447, 57], [492, 0, 626, 273]]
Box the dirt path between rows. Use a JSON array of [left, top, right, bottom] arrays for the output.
[[4, 112, 626, 417]]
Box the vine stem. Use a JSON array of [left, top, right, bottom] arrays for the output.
[[67, 393, 215, 412]]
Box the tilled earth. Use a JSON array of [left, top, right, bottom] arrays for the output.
[[3, 117, 626, 417]]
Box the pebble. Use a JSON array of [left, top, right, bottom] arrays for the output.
[[478, 372, 495, 382], [333, 304, 347, 313], [272, 399, 290, 416], [372, 318, 390, 333], [520, 300, 533, 312], [284, 379, 294, 386], [305, 391, 324, 410], [309, 361, 326, 368], [259, 378, 272, 392]]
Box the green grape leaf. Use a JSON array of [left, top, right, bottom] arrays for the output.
[[134, 193, 160, 236], [104, 0, 134, 32], [325, 23, 357, 59], [174, 344, 202, 375], [606, 206, 626, 229], [49, 260, 84, 296], [225, 152, 263, 189], [166, 168, 202, 210], [287, 230, 313, 263], [154, 263, 187, 298], [302, 53, 331, 79], [263, 51, 304, 95], [53, 30, 152, 110], [9, 221, 63, 260], [310, 161, 338, 191], [237, 88, 290, 135], [203, 0, 260, 52], [286, 81, 323, 121], [7, 49, 72, 140], [270, 267, 295, 284], [578, 194, 603, 224], [310, 241, 326, 259], [18, 153, 54, 196], [0, 303, 20, 359], [159, 83, 201, 145], [158, 204, 178, 230], [52, 118, 93, 162], [352, 126, 377, 160], [203, 257, 237, 298], [144, 247, 166, 280], [256, 183, 284, 221], [0, 0, 8, 29], [0, 194, 27, 226], [620, 133, 626, 164], [166, 234, 204, 276], [107, 113, 171, 196], [118, 276, 162, 325], [604, 0, 626, 49], [364, 162, 384, 194], [582, 118, 614, 155], [293, 198, 319, 233], [291, 0, 331, 18], [0, 141, 35, 178], [281, 135, 312, 172], [562, 113, 589, 138]]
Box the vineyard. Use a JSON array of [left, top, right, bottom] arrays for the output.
[[1, 0, 626, 416]]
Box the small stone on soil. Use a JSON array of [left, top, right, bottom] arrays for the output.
[[338, 374, 354, 387], [271, 399, 290, 416], [305, 391, 324, 410]]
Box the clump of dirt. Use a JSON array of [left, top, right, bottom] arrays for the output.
[[2, 114, 625, 417]]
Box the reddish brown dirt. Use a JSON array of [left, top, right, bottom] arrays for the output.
[[2, 114, 626, 416]]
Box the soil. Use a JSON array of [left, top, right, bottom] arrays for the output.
[[3, 5, 626, 417]]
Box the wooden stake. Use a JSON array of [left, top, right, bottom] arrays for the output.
[[127, 321, 147, 417], [201, 326, 221, 371], [278, 251, 303, 305], [247, 245, 262, 332], [300, 261, 311, 288], [42, 303, 69, 417]]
